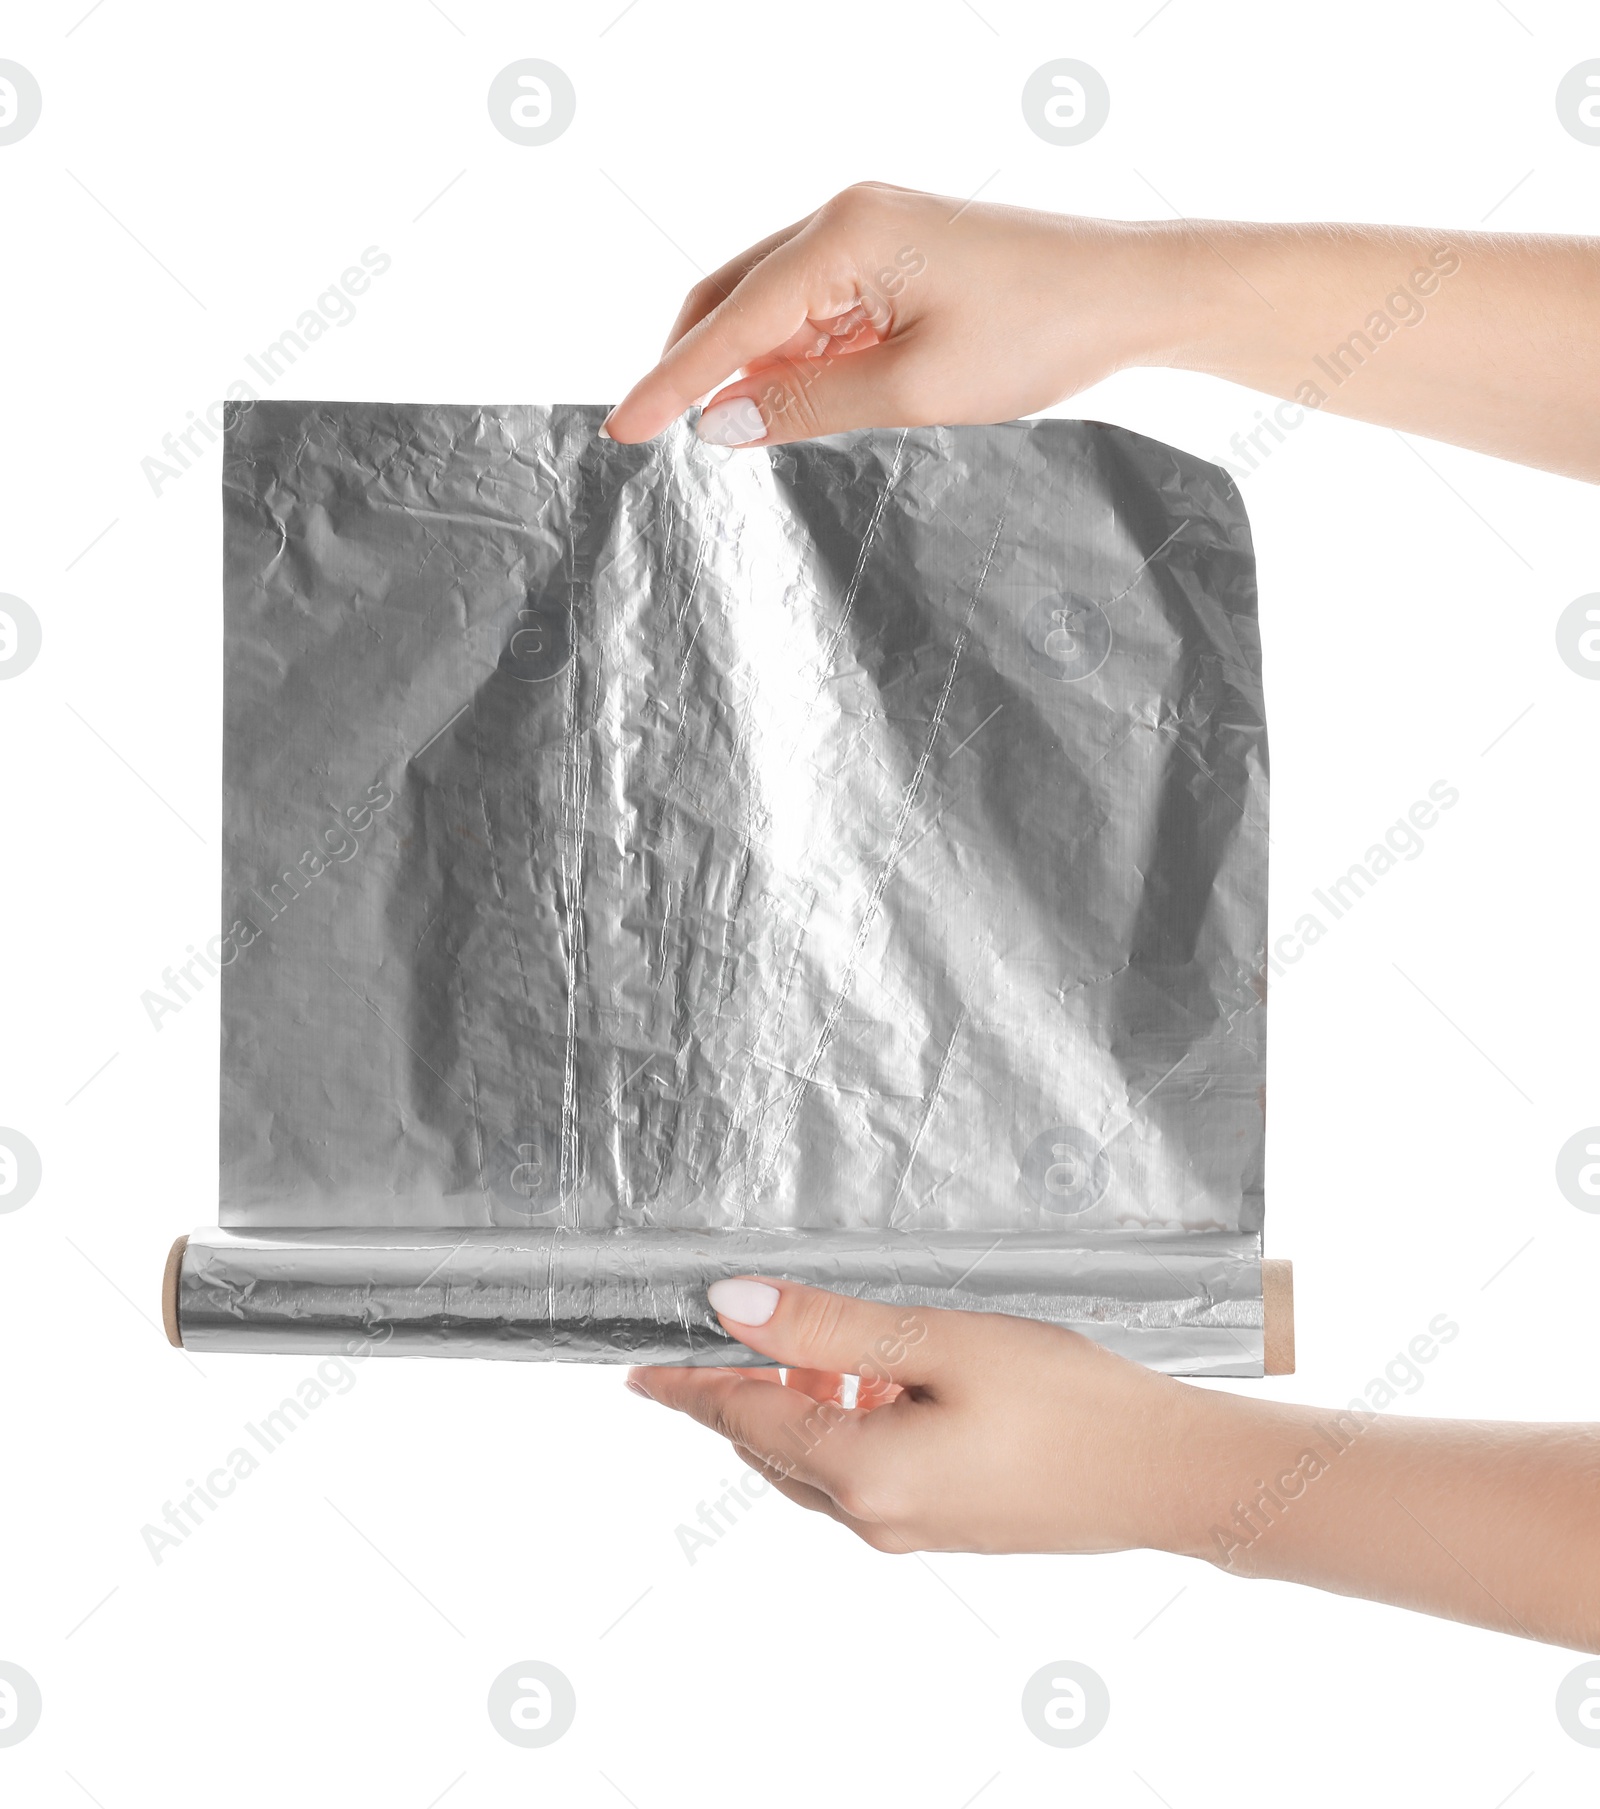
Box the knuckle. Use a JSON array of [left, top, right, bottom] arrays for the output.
[[697, 1386, 748, 1447], [833, 1480, 875, 1522], [861, 1526, 912, 1555], [820, 180, 919, 239], [789, 1285, 851, 1360], [757, 371, 823, 440], [856, 1517, 913, 1555], [834, 1463, 904, 1528], [822, 183, 881, 226]]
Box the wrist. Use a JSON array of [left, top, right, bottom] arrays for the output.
[[1140, 1382, 1285, 1564], [1022, 215, 1199, 382], [1129, 219, 1277, 377], [1101, 219, 1224, 373]]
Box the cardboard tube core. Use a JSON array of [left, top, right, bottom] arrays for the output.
[[162, 1236, 189, 1348], [1262, 1258, 1295, 1375]]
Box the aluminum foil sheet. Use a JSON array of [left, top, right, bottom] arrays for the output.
[[177, 400, 1269, 1374]]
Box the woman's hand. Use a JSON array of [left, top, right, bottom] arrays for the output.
[[604, 181, 1600, 480], [602, 183, 1190, 451], [627, 1277, 1204, 1556], [629, 1278, 1600, 1650]]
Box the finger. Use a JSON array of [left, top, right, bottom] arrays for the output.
[[627, 1362, 866, 1496], [782, 1368, 847, 1405], [732, 1445, 865, 1529], [629, 1363, 780, 1389], [704, 1277, 953, 1392], [782, 1369, 903, 1410], [653, 1363, 893, 1410], [640, 1384, 875, 1532], [658, 215, 814, 357], [692, 336, 925, 450], [737, 301, 888, 376], [734, 1446, 913, 1553], [605, 225, 867, 442]]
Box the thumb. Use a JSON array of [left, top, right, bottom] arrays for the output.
[[695, 341, 925, 449], [708, 1277, 948, 1391]]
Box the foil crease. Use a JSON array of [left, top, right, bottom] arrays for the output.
[[186, 400, 1269, 1374]]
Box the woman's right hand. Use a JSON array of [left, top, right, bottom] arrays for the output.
[[601, 182, 1192, 451], [604, 182, 1600, 480]]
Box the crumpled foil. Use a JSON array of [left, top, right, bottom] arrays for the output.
[[177, 400, 1269, 1374]]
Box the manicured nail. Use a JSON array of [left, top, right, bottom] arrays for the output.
[[625, 1370, 651, 1396], [696, 398, 766, 447], [708, 1278, 780, 1325], [597, 410, 616, 441]]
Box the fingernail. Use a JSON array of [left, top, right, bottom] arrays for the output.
[[708, 1278, 780, 1325], [695, 398, 766, 448], [597, 410, 616, 441], [625, 1370, 651, 1397]]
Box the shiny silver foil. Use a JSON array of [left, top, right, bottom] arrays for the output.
[[179, 400, 1269, 1374]]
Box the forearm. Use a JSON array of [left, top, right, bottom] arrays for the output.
[[611, 185, 1599, 481], [1165, 1389, 1600, 1649], [1126, 220, 1600, 480]]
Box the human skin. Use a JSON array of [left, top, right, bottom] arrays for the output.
[[628, 1280, 1600, 1652], [603, 181, 1600, 481], [612, 185, 1600, 1647]]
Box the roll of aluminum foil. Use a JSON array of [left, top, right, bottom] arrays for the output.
[[178, 1227, 1264, 1371], [176, 400, 1269, 1374]]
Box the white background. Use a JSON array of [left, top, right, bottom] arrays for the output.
[[2, 0, 1597, 1801]]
